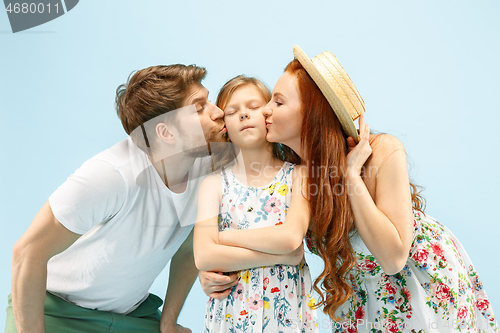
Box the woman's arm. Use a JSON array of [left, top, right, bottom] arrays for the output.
[[217, 166, 311, 254], [193, 174, 304, 272], [346, 117, 414, 275]]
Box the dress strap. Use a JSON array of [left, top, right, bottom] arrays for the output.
[[220, 167, 231, 198]]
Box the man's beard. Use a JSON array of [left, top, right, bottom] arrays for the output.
[[182, 121, 228, 158]]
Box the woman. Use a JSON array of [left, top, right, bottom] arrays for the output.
[[209, 46, 499, 332]]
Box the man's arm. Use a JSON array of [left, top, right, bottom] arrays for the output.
[[11, 201, 81, 333], [160, 229, 197, 333]]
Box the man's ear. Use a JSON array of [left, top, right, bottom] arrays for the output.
[[156, 123, 175, 144]]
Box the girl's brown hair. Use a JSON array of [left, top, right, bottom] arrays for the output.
[[284, 59, 425, 319]]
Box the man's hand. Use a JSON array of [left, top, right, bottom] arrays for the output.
[[161, 323, 192, 333], [12, 201, 81, 333], [161, 230, 197, 333], [198, 271, 238, 299]]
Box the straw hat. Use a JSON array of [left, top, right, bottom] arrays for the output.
[[293, 45, 365, 142]]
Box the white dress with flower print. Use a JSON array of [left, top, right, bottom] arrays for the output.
[[305, 211, 499, 333], [204, 162, 319, 333]]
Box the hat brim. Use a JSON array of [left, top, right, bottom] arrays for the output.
[[293, 45, 359, 142]]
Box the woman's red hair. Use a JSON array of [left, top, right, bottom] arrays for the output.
[[285, 59, 356, 319], [285, 59, 426, 319]]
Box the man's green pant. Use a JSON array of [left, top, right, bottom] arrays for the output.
[[5, 292, 163, 332]]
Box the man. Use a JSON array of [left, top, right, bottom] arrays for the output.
[[7, 64, 230, 333]]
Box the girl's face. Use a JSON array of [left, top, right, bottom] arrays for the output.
[[263, 72, 303, 151], [223, 84, 269, 149]]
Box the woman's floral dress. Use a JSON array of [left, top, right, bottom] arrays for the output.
[[204, 162, 319, 333], [306, 211, 499, 333]]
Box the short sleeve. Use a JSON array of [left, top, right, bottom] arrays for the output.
[[49, 159, 127, 234]]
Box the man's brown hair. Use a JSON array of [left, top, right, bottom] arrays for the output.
[[115, 64, 206, 152]]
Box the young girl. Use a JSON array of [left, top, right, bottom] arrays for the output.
[[193, 75, 318, 332]]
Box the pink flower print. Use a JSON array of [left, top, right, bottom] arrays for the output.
[[402, 287, 411, 301], [358, 259, 377, 272], [412, 248, 429, 263], [264, 197, 281, 213], [230, 206, 236, 212], [288, 292, 294, 299], [238, 203, 244, 210], [385, 319, 398, 333], [430, 241, 444, 258], [477, 298, 490, 312], [434, 282, 451, 302], [232, 283, 244, 301], [301, 281, 305, 297], [248, 294, 263, 310], [385, 283, 396, 295], [458, 305, 468, 319], [355, 306, 364, 320], [345, 320, 357, 333], [263, 277, 269, 290]]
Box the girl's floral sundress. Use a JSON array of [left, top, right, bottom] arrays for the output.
[[204, 162, 319, 333], [305, 211, 499, 333]]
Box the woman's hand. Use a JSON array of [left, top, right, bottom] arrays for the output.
[[346, 114, 372, 177]]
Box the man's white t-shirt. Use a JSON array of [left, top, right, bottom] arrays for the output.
[[47, 137, 211, 314]]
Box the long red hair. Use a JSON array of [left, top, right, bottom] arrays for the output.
[[285, 59, 426, 319], [285, 59, 356, 318]]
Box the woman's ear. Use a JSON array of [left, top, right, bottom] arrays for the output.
[[156, 123, 175, 144]]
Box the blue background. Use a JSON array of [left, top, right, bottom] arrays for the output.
[[1, 0, 498, 331]]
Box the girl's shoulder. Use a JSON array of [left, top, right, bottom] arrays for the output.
[[200, 172, 222, 189]]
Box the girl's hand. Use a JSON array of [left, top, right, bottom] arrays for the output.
[[346, 114, 372, 177]]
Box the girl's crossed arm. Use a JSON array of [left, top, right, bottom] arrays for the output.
[[217, 166, 311, 255], [193, 174, 303, 272]]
